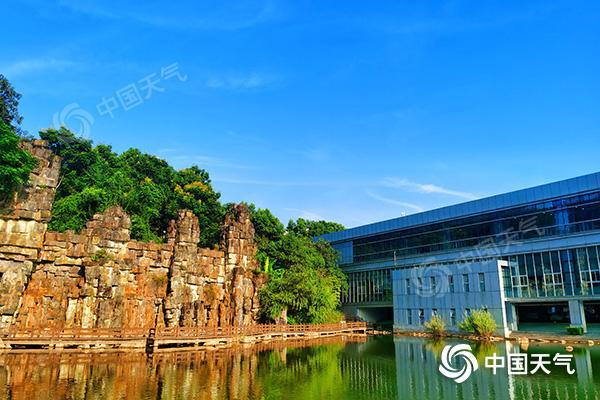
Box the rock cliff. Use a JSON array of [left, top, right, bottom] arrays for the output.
[[0, 140, 264, 333]]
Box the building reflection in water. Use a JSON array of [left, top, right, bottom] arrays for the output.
[[394, 337, 600, 400]]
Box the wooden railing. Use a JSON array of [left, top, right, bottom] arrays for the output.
[[5, 327, 148, 340], [156, 322, 366, 338], [2, 322, 367, 340]]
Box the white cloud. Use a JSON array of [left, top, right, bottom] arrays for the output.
[[205, 72, 279, 90], [366, 191, 425, 212], [2, 58, 75, 77], [284, 208, 324, 221], [381, 178, 479, 200]]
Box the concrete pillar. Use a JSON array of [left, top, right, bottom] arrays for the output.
[[568, 300, 587, 333], [505, 303, 518, 333]]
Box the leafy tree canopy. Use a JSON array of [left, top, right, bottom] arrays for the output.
[[245, 204, 285, 247], [0, 120, 37, 204], [247, 205, 347, 324], [41, 127, 224, 246], [287, 218, 345, 238], [0, 74, 24, 133], [2, 77, 349, 325]]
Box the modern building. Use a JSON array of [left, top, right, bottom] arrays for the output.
[[318, 172, 600, 336]]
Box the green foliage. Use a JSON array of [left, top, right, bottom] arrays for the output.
[[35, 128, 348, 323], [262, 256, 274, 274], [0, 74, 24, 132], [248, 206, 285, 247], [255, 216, 347, 324], [91, 249, 112, 263], [0, 120, 37, 204], [260, 261, 346, 324], [3, 78, 350, 327], [424, 315, 446, 337], [246, 203, 347, 324], [458, 309, 497, 339], [566, 326, 584, 335], [287, 218, 345, 238], [41, 128, 224, 246], [50, 187, 109, 231]]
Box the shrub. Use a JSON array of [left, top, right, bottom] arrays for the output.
[[458, 309, 497, 339], [91, 249, 112, 263], [424, 315, 446, 337], [566, 326, 584, 335]]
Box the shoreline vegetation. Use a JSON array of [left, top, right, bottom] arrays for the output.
[[395, 328, 600, 347]]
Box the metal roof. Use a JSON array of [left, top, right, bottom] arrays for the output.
[[319, 172, 600, 243]]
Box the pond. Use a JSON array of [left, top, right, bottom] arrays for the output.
[[0, 335, 598, 399]]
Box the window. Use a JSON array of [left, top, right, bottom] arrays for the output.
[[479, 273, 486, 292], [463, 274, 470, 292], [352, 190, 600, 264], [430, 276, 437, 293], [418, 309, 425, 325], [450, 309, 456, 326], [432, 308, 438, 317], [405, 278, 411, 295], [465, 308, 471, 317], [407, 309, 413, 325], [448, 275, 455, 293]]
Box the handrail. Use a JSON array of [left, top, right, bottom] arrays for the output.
[[1, 322, 367, 340]]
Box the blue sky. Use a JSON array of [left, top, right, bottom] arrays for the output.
[[4, 0, 600, 228]]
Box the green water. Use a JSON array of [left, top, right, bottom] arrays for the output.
[[0, 336, 599, 399]]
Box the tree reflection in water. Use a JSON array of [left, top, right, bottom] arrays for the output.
[[2, 336, 598, 400], [0, 336, 397, 400]]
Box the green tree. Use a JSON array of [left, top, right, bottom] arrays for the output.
[[0, 74, 24, 132], [41, 127, 224, 246], [249, 206, 285, 246], [173, 166, 224, 247], [287, 218, 345, 238], [259, 233, 347, 324], [0, 120, 37, 204]]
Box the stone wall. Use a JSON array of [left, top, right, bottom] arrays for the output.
[[0, 141, 264, 333]]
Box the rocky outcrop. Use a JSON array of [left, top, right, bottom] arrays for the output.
[[0, 140, 61, 329], [0, 141, 263, 333]]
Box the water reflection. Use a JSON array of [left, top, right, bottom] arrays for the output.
[[395, 337, 600, 400], [1, 336, 600, 399], [0, 336, 396, 400]]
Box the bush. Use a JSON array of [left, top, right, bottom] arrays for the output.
[[566, 326, 584, 335], [458, 309, 497, 339], [424, 315, 446, 337]]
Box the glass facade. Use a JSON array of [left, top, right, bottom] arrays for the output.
[[352, 191, 600, 264], [502, 245, 600, 298], [343, 269, 392, 304]]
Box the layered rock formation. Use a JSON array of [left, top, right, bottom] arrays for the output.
[[0, 141, 264, 333]]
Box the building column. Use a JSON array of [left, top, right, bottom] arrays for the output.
[[505, 302, 518, 333], [568, 300, 587, 333]]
